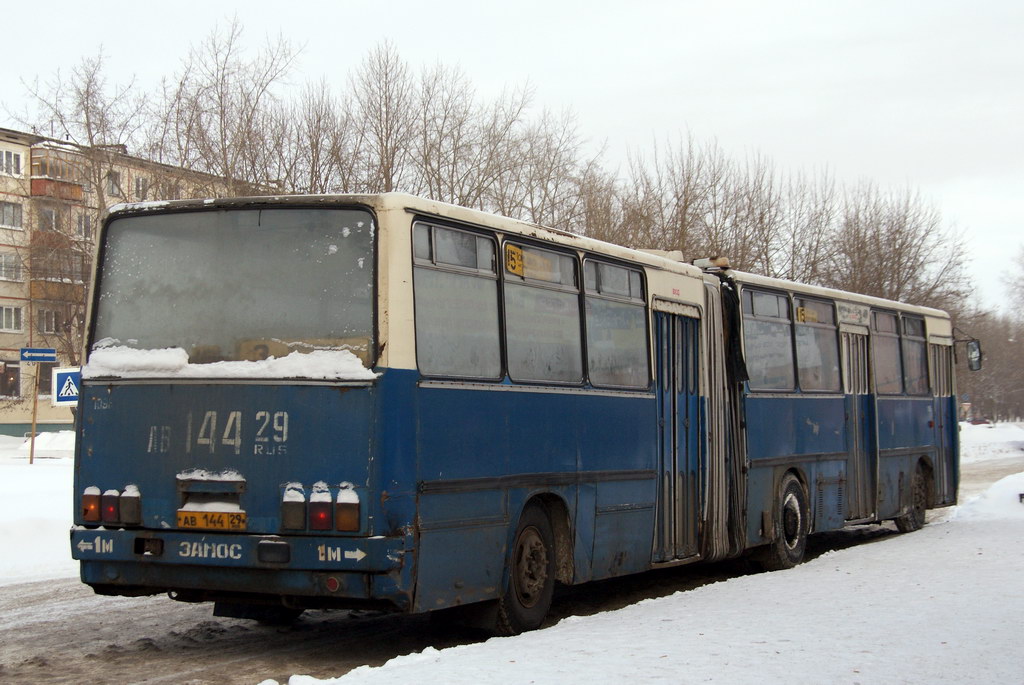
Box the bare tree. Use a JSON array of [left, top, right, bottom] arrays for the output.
[[411, 65, 534, 210], [22, 51, 148, 217], [775, 169, 839, 284], [1008, 245, 1024, 313], [955, 310, 1024, 421], [15, 52, 149, 373], [826, 183, 968, 309], [348, 42, 416, 193], [147, 19, 298, 194]]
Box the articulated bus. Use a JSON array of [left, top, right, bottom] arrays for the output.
[[72, 193, 969, 633]]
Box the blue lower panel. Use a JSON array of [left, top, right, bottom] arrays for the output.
[[72, 528, 412, 606], [72, 529, 407, 571], [80, 561, 374, 600], [414, 524, 509, 612], [592, 507, 655, 580]]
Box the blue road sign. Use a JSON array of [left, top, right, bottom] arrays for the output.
[[53, 367, 81, 407], [21, 347, 57, 363]]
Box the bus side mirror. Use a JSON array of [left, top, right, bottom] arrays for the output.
[[966, 339, 982, 371]]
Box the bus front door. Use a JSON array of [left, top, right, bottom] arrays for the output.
[[654, 312, 700, 562]]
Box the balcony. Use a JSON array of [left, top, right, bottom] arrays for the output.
[[30, 280, 86, 303], [30, 147, 86, 202], [31, 178, 83, 201]]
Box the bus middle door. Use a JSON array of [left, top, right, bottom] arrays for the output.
[[654, 310, 700, 562]]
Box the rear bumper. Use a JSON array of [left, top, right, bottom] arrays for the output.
[[71, 528, 413, 609]]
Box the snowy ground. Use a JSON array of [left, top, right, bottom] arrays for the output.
[[0, 431, 77, 586], [1, 424, 1022, 684]]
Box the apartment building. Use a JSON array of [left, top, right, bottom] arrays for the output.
[[0, 127, 232, 435]]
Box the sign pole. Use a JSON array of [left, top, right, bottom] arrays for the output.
[[20, 348, 57, 465], [29, 362, 38, 465]]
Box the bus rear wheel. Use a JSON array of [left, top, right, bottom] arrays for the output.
[[496, 504, 555, 635], [757, 473, 809, 571], [895, 465, 928, 533]]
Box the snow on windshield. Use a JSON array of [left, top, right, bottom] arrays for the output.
[[83, 345, 377, 381]]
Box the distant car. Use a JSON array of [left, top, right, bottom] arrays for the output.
[[968, 418, 991, 425]]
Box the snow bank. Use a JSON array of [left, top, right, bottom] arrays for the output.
[[0, 453, 75, 586], [16, 431, 76, 453], [83, 346, 377, 381], [955, 472, 1024, 520], [959, 421, 1024, 463]]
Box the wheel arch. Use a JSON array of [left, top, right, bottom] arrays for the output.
[[524, 492, 574, 585], [780, 466, 811, 518], [915, 455, 936, 508]]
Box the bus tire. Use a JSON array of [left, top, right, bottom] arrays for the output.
[[758, 473, 809, 571], [895, 464, 927, 533], [496, 503, 556, 635]]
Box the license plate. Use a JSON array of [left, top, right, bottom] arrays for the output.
[[177, 510, 247, 531]]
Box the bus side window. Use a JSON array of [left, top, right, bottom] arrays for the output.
[[901, 316, 929, 395], [504, 242, 583, 384], [742, 289, 795, 391], [872, 311, 903, 394], [583, 260, 648, 388], [794, 297, 840, 392], [413, 223, 501, 379]]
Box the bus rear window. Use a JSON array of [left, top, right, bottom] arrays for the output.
[[92, 207, 375, 369]]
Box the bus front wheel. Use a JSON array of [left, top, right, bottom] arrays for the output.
[[496, 503, 555, 635], [758, 473, 809, 571]]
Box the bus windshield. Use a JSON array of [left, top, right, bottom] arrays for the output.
[[91, 207, 375, 369]]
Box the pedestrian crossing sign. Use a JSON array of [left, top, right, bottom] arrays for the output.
[[52, 367, 81, 407]]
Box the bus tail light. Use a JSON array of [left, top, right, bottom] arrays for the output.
[[101, 489, 120, 523], [82, 486, 101, 522], [120, 485, 142, 525], [336, 487, 360, 532], [309, 501, 332, 530], [309, 482, 333, 530], [281, 484, 306, 530]]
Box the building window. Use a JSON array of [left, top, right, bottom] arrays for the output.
[[135, 176, 149, 201], [106, 170, 122, 197], [36, 363, 53, 395], [160, 180, 181, 200], [0, 253, 22, 281], [1, 201, 23, 229], [31, 148, 82, 183], [37, 207, 60, 232], [77, 213, 94, 240], [0, 362, 20, 397], [38, 308, 62, 334], [1, 150, 22, 176], [35, 252, 88, 282], [0, 306, 23, 332]]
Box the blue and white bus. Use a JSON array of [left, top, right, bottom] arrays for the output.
[[71, 194, 967, 633]]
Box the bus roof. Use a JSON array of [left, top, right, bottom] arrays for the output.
[[726, 270, 950, 320], [106, 192, 709, 280], [107, 192, 950, 326]]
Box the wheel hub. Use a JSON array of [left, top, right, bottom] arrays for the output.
[[514, 525, 548, 608], [782, 492, 802, 550]]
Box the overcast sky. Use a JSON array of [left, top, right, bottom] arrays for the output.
[[2, 0, 1020, 310]]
